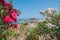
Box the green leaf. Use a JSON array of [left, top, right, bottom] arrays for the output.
[[0, 30, 3, 35]]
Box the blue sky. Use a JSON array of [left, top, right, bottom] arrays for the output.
[[12, 0, 60, 19]]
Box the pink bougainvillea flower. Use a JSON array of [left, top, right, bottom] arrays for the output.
[[4, 2, 12, 10], [10, 13, 17, 22], [3, 16, 12, 23], [10, 10, 17, 19], [13, 24, 18, 28], [0, 0, 5, 6], [12, 18, 17, 22], [10, 9, 21, 16], [10, 12, 17, 19]]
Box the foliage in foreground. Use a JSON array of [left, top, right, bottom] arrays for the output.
[[26, 8, 60, 40], [37, 8, 60, 40]]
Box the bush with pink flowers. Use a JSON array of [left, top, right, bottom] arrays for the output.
[[0, 0, 21, 40]]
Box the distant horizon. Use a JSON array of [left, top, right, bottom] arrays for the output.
[[18, 18, 44, 20]]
